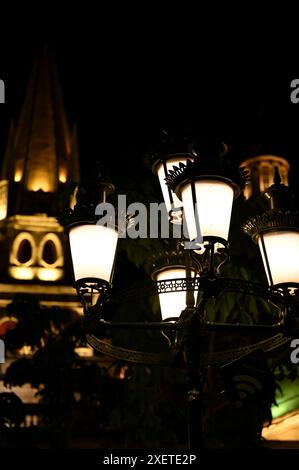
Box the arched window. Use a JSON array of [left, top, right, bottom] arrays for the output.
[[17, 239, 33, 264], [42, 239, 57, 265], [38, 234, 63, 269], [10, 233, 36, 267]]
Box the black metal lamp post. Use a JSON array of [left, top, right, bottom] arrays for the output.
[[61, 141, 299, 450]]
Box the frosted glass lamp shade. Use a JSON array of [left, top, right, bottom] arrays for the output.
[[258, 231, 299, 287], [69, 224, 118, 283], [156, 268, 197, 320], [181, 179, 234, 243], [155, 156, 193, 217]]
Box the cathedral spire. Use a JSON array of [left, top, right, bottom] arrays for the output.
[[1, 45, 80, 216]]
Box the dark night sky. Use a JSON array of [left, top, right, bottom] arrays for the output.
[[0, 34, 299, 184]]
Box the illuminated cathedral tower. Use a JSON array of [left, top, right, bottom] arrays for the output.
[[0, 48, 81, 312], [240, 152, 290, 199]]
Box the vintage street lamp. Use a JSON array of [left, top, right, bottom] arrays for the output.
[[151, 136, 195, 224], [62, 141, 299, 450], [244, 168, 299, 290], [61, 172, 118, 309], [165, 142, 248, 254], [152, 155, 193, 224], [149, 245, 199, 321], [69, 224, 118, 286]]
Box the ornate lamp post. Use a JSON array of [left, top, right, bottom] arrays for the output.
[[61, 141, 299, 449]]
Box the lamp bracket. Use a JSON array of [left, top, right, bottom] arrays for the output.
[[75, 278, 111, 313], [85, 331, 291, 367]]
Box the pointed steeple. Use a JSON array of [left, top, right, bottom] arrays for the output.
[[1, 46, 80, 216]]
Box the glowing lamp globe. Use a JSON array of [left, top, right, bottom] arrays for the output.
[[165, 142, 247, 249], [69, 224, 118, 284], [152, 154, 195, 223], [244, 168, 299, 289]]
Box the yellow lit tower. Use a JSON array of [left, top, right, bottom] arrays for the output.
[[240, 150, 290, 200], [0, 48, 81, 312]]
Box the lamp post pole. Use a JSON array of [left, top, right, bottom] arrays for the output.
[[180, 308, 203, 449]]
